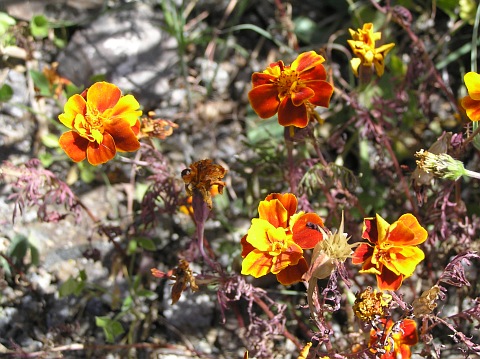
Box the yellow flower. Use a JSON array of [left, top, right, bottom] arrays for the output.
[[58, 82, 142, 165], [461, 71, 480, 121], [352, 213, 428, 291], [347, 23, 395, 77]]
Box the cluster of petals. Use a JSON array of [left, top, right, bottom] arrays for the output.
[[461, 71, 480, 121], [369, 318, 418, 359], [347, 23, 395, 77], [58, 81, 142, 166], [248, 51, 334, 128], [352, 213, 427, 291], [241, 193, 324, 285]]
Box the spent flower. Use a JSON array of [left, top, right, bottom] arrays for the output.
[[415, 150, 474, 181], [248, 51, 334, 128], [58, 81, 142, 165], [347, 23, 395, 78], [353, 287, 392, 322], [352, 213, 428, 291]]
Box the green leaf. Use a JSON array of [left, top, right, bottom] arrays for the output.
[[0, 84, 13, 102], [127, 239, 137, 255], [59, 276, 80, 297], [30, 15, 49, 39], [41, 133, 60, 148], [0, 12, 16, 36], [136, 289, 156, 298], [137, 238, 156, 251], [29, 70, 52, 97], [95, 316, 125, 343], [8, 234, 28, 264], [121, 295, 133, 312]]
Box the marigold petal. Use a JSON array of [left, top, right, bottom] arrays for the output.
[[278, 97, 308, 128], [59, 94, 86, 128], [276, 257, 308, 285], [464, 72, 480, 100], [291, 51, 325, 73], [461, 95, 480, 121], [304, 80, 334, 108], [350, 58, 362, 77], [252, 71, 277, 87], [87, 82, 121, 113], [291, 213, 324, 249], [246, 218, 277, 251], [58, 131, 88, 162], [104, 119, 140, 152], [299, 63, 327, 81], [373, 58, 386, 77], [270, 242, 303, 274], [387, 246, 425, 277], [291, 86, 315, 106], [264, 193, 297, 219], [86, 132, 116, 165], [105, 94, 142, 127], [399, 319, 419, 346], [241, 249, 272, 278], [248, 84, 280, 119], [376, 266, 403, 291], [241, 234, 255, 258], [258, 199, 289, 228], [390, 213, 428, 245], [352, 243, 374, 265]]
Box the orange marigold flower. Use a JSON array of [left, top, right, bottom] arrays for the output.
[[248, 51, 334, 128], [241, 193, 325, 285], [369, 318, 418, 359], [352, 213, 427, 291], [347, 23, 395, 77], [461, 71, 480, 121], [58, 81, 142, 166]]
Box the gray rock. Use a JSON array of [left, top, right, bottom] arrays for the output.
[[56, 2, 179, 108]]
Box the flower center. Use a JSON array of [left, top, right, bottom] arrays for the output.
[[74, 104, 105, 143], [277, 67, 300, 99], [269, 237, 288, 256]]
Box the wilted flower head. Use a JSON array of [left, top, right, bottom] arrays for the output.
[[347, 23, 395, 78], [415, 150, 466, 181], [352, 213, 428, 291], [139, 111, 178, 139], [370, 318, 418, 359], [241, 193, 325, 285], [412, 285, 441, 316], [248, 51, 334, 128], [58, 81, 142, 165], [353, 287, 392, 322], [181, 159, 227, 210]]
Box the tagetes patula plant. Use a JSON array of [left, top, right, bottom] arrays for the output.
[[241, 193, 325, 285], [347, 23, 395, 78], [369, 318, 418, 359], [248, 51, 334, 128], [58, 81, 142, 165], [352, 213, 428, 291], [461, 71, 480, 121]]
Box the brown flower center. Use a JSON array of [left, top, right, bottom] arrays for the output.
[[277, 67, 300, 99]]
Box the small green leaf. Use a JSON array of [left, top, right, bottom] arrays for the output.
[[0, 84, 13, 102], [29, 70, 51, 96], [121, 295, 133, 312], [136, 289, 156, 298], [95, 316, 124, 343], [137, 238, 156, 251], [127, 239, 137, 255], [41, 133, 60, 148], [59, 277, 80, 297], [30, 15, 49, 39], [0, 12, 16, 36], [8, 234, 28, 264]]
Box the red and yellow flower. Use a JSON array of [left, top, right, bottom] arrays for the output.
[[58, 81, 142, 166], [369, 318, 418, 359], [248, 51, 334, 128], [241, 193, 325, 285], [352, 213, 427, 291], [347, 23, 395, 78], [461, 71, 480, 121]]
